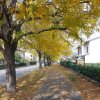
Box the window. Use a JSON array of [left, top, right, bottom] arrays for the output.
[[77, 46, 82, 56], [79, 47, 82, 55], [86, 46, 89, 53], [84, 41, 89, 54]]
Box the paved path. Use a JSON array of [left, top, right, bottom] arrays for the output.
[[0, 64, 39, 86], [33, 64, 82, 100]]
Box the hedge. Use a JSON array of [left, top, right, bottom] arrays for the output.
[[0, 61, 37, 70], [0, 64, 5, 70], [16, 62, 26, 67], [60, 60, 100, 82], [0, 63, 27, 70], [29, 61, 37, 65]]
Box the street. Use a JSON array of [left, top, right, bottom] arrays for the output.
[[0, 64, 39, 86]]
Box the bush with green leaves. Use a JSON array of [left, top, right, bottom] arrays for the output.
[[0, 64, 5, 70], [60, 61, 100, 82], [14, 52, 27, 67], [16, 62, 26, 67], [15, 52, 22, 63], [29, 61, 37, 65]]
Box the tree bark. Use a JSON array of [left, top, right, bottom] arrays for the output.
[[46, 55, 51, 66], [4, 42, 17, 92], [43, 53, 47, 67], [46, 55, 49, 66], [37, 50, 42, 69], [49, 57, 51, 65]]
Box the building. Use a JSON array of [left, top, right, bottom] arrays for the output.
[[77, 31, 100, 64], [16, 48, 36, 62]]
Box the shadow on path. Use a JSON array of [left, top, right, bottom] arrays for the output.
[[33, 64, 83, 100]]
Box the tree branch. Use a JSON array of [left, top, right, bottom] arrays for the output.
[[13, 17, 32, 30], [0, 27, 8, 42], [3, 6, 11, 28], [16, 26, 67, 41], [18, 17, 32, 26]]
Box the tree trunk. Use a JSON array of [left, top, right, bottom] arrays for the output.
[[46, 55, 51, 66], [43, 53, 46, 67], [4, 42, 17, 92], [37, 50, 42, 69], [49, 57, 51, 65], [46, 55, 49, 66]]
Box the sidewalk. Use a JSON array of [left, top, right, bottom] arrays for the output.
[[33, 64, 82, 100], [0, 64, 39, 85]]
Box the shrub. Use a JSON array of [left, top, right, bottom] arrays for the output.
[[29, 61, 37, 65], [0, 64, 5, 70], [60, 61, 100, 82], [16, 62, 26, 67], [0, 62, 27, 70]]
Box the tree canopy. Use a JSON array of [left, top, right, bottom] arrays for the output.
[[0, 0, 100, 92], [0, 0, 100, 47], [19, 31, 72, 61]]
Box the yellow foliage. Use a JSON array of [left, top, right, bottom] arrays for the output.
[[19, 30, 72, 60], [0, 52, 4, 59], [0, 0, 100, 58]]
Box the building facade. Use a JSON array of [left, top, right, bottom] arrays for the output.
[[77, 31, 100, 64]]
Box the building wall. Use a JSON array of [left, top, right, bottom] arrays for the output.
[[24, 52, 33, 61], [16, 50, 34, 62], [82, 34, 100, 63]]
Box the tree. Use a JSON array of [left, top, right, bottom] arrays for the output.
[[19, 31, 72, 67], [19, 33, 45, 69], [0, 0, 100, 92]]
